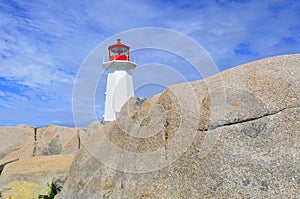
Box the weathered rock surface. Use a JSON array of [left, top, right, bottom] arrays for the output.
[[88, 120, 110, 129], [0, 124, 81, 181], [0, 125, 35, 173], [0, 181, 51, 199], [59, 54, 300, 198], [0, 155, 74, 188], [34, 125, 80, 156]]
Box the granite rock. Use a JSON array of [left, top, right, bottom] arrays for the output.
[[0, 181, 51, 199], [0, 155, 74, 188], [0, 125, 35, 174], [49, 54, 300, 198], [34, 125, 80, 156]]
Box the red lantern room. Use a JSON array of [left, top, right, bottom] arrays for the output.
[[108, 39, 130, 61]]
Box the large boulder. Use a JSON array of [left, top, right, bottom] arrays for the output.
[[0, 155, 74, 188], [0, 125, 35, 173], [60, 54, 300, 198], [34, 125, 80, 156]]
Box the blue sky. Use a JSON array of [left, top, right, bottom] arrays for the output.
[[0, 0, 299, 127]]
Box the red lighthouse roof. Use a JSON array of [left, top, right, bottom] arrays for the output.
[[108, 39, 130, 50], [108, 39, 130, 61]]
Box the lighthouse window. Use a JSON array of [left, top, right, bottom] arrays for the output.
[[110, 48, 117, 56], [110, 48, 121, 55], [117, 48, 123, 54], [110, 47, 129, 56]]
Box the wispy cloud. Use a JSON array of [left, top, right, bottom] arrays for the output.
[[154, 0, 300, 67], [0, 0, 299, 126]]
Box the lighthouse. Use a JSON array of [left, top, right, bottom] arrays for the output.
[[103, 39, 136, 121]]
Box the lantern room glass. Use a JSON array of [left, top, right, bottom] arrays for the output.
[[109, 47, 129, 61], [110, 48, 128, 56]]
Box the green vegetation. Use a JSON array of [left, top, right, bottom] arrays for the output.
[[39, 183, 56, 199]]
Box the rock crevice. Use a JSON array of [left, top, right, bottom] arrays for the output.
[[206, 105, 300, 132]]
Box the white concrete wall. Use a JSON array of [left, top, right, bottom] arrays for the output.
[[103, 63, 135, 121]]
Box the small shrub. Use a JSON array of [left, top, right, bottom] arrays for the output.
[[39, 183, 56, 199]]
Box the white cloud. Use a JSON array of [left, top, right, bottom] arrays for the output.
[[0, 0, 299, 126], [152, 0, 300, 68], [0, 90, 28, 109], [1, 63, 74, 87]]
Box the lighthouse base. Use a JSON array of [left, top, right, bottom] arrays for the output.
[[103, 68, 135, 121]]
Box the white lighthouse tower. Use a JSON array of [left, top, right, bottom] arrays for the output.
[[103, 39, 136, 121]]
